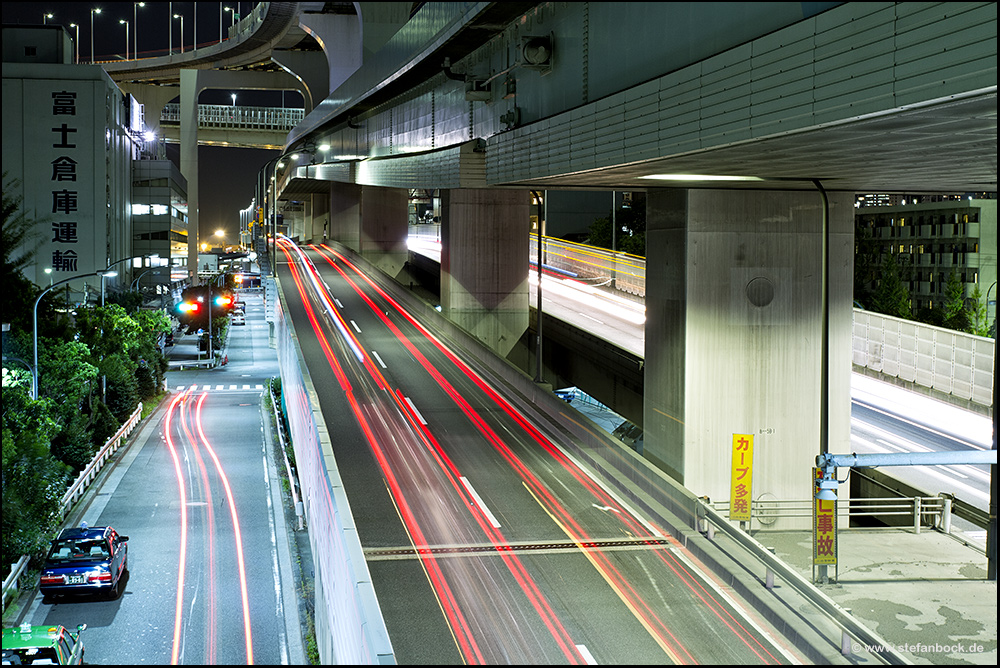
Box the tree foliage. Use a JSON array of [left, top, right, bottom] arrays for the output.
[[1, 384, 69, 566], [968, 283, 990, 337], [585, 203, 646, 257], [940, 271, 970, 332], [2, 175, 170, 566], [871, 254, 912, 319]]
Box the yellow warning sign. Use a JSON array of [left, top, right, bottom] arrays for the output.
[[813, 467, 837, 565], [729, 434, 754, 521]]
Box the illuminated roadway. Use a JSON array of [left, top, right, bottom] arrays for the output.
[[276, 239, 816, 664], [411, 231, 994, 518], [22, 293, 299, 665]]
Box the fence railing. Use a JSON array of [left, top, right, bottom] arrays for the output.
[[853, 309, 993, 409], [2, 403, 143, 614], [710, 494, 955, 535], [161, 103, 305, 131]]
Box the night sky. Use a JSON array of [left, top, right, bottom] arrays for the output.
[[3, 2, 300, 243]]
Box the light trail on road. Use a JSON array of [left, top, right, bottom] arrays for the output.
[[162, 388, 255, 664], [278, 237, 799, 664]]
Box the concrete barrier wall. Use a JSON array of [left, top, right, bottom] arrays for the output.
[[273, 280, 395, 664], [852, 308, 994, 412]]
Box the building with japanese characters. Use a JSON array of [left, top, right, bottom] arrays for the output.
[[2, 24, 149, 301]]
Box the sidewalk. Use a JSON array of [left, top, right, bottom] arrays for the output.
[[756, 527, 995, 664]]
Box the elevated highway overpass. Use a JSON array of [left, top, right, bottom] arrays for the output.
[[266, 0, 995, 505], [94, 2, 996, 662]]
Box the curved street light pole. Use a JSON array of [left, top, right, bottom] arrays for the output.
[[90, 8, 101, 64], [33, 270, 111, 400], [257, 153, 284, 276], [174, 14, 184, 54], [134, 2, 144, 59], [102, 255, 150, 306], [119, 19, 129, 61], [987, 281, 997, 335], [69, 23, 79, 64]]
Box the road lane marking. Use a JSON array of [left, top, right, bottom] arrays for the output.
[[460, 477, 502, 529], [576, 644, 597, 665], [404, 396, 427, 425]]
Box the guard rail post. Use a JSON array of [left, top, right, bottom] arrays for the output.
[[940, 493, 953, 533], [765, 546, 776, 590]]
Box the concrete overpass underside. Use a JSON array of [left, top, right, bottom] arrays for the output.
[[97, 0, 996, 509], [273, 1, 995, 506]]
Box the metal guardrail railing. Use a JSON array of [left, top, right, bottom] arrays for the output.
[[1, 556, 30, 612], [3, 403, 143, 614], [161, 103, 305, 131], [61, 403, 143, 517], [695, 500, 911, 665], [710, 495, 954, 535], [268, 380, 304, 531]]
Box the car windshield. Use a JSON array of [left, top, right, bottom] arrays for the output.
[[46, 539, 108, 562]]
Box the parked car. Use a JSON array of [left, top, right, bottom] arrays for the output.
[[39, 524, 129, 601], [2, 623, 86, 665]]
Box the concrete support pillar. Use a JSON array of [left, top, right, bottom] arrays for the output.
[[643, 188, 853, 521], [309, 193, 330, 244], [441, 189, 531, 358], [180, 70, 200, 284], [330, 183, 361, 252], [285, 201, 304, 242], [359, 186, 408, 279], [119, 83, 179, 136]]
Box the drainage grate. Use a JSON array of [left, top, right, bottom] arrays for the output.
[[364, 537, 673, 561]]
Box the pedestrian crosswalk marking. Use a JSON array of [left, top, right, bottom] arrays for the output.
[[176, 384, 264, 392]]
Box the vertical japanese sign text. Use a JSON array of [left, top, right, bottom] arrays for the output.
[[729, 433, 754, 521]]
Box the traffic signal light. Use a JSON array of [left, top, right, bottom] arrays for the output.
[[214, 295, 233, 307], [178, 301, 200, 313]]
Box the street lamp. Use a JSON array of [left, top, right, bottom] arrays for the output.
[[43, 13, 53, 24], [69, 23, 79, 64], [987, 281, 997, 335], [119, 19, 129, 60], [173, 13, 184, 53], [101, 271, 118, 306], [225, 6, 235, 30], [231, 93, 237, 106], [101, 255, 152, 305], [90, 8, 101, 64], [133, 2, 144, 59], [131, 268, 159, 290]]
